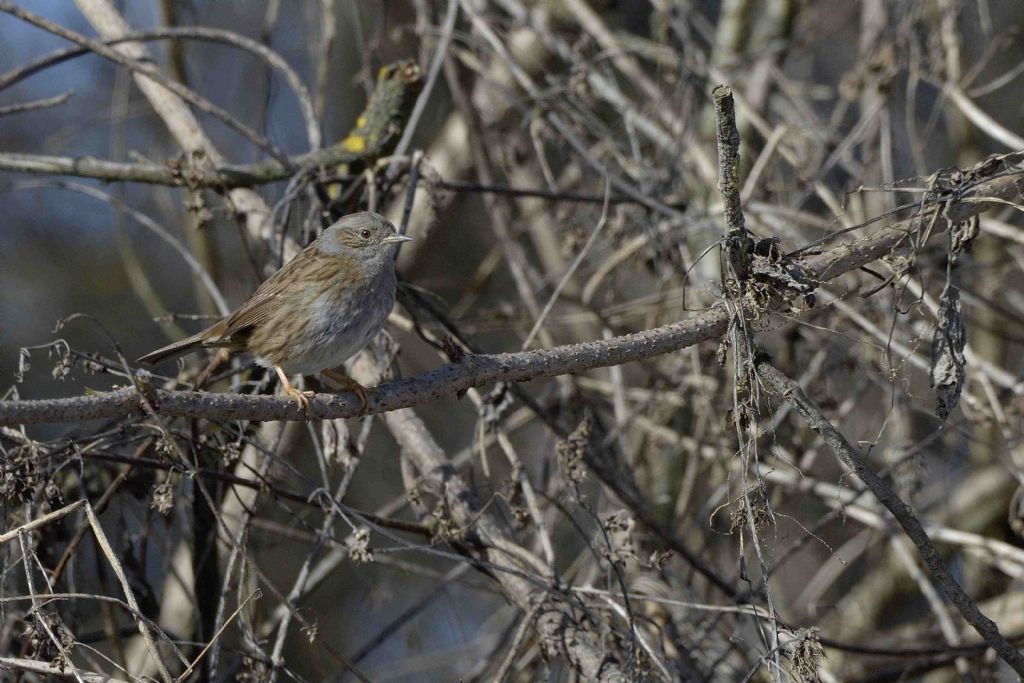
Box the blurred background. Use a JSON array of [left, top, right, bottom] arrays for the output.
[[3, 1, 1024, 681]]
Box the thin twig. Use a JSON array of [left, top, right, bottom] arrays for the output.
[[83, 503, 175, 683], [0, 500, 86, 544], [755, 357, 1024, 675], [0, 27, 319, 149], [0, 91, 73, 117], [0, 1, 290, 164], [176, 589, 262, 682]]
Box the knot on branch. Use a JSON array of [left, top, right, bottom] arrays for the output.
[[747, 237, 818, 306]]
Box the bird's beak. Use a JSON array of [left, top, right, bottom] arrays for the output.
[[382, 235, 413, 245]]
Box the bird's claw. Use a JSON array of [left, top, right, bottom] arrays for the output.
[[285, 386, 316, 411], [321, 369, 371, 416], [351, 384, 370, 417]]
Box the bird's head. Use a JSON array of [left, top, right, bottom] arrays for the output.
[[317, 212, 411, 261]]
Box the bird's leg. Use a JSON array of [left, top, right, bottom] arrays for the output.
[[275, 366, 314, 410], [322, 368, 371, 416]]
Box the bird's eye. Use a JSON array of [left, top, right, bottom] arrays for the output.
[[360, 229, 371, 239]]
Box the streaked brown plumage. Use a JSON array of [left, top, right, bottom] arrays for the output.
[[138, 212, 411, 410]]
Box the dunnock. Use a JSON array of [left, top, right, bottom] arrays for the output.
[[138, 211, 411, 410]]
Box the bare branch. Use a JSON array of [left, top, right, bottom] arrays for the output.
[[0, 1, 289, 163], [6, 164, 1022, 426], [755, 357, 1024, 675], [0, 91, 73, 117]]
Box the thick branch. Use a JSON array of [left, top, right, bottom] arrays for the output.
[[2, 309, 729, 425], [3, 168, 1021, 426], [0, 53, 420, 188], [755, 357, 1024, 675], [0, 148, 365, 188]]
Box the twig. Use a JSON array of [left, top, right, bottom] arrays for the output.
[[50, 462, 137, 584], [0, 145, 680, 207], [493, 598, 545, 682], [176, 589, 262, 682], [0, 91, 73, 117], [83, 503, 175, 683], [0, 500, 86, 544], [18, 180, 230, 316], [0, 656, 126, 682], [387, 0, 458, 174], [17, 534, 86, 683], [944, 83, 1024, 150], [349, 565, 471, 666], [0, 27, 319, 149], [521, 182, 610, 349], [433, 178, 677, 206], [0, 1, 289, 164], [713, 84, 746, 236], [713, 84, 754, 282], [755, 357, 1024, 675]]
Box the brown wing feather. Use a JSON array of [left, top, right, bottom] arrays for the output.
[[136, 331, 208, 365], [205, 248, 326, 346], [138, 245, 335, 365]]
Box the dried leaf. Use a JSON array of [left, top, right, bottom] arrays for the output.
[[949, 215, 979, 264], [785, 628, 826, 682], [15, 347, 31, 383], [150, 481, 175, 516], [930, 284, 966, 421], [599, 510, 638, 565], [556, 412, 591, 484], [346, 527, 374, 564]]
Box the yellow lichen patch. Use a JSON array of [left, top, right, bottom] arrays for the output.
[[342, 135, 366, 153], [355, 116, 367, 129]]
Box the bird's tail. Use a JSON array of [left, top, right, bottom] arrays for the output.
[[137, 332, 208, 366]]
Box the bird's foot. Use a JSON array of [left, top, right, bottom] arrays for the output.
[[322, 369, 371, 416], [285, 385, 316, 411], [275, 365, 314, 413]]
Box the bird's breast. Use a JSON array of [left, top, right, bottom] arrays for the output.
[[270, 267, 396, 375]]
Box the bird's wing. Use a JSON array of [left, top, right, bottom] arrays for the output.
[[206, 248, 324, 345]]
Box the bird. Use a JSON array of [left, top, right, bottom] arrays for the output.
[[137, 211, 411, 412]]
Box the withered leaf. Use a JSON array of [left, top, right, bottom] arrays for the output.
[[930, 283, 966, 421]]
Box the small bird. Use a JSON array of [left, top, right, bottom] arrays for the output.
[[138, 211, 411, 411]]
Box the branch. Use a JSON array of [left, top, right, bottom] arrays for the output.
[[712, 84, 746, 236], [755, 357, 1024, 675], [0, 53, 421, 188], [0, 132, 396, 189], [2, 309, 730, 425], [713, 83, 755, 283], [3, 164, 1019, 426], [0, 27, 320, 149], [0, 91, 73, 117], [0, 1, 288, 164], [0, 656, 126, 683]]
